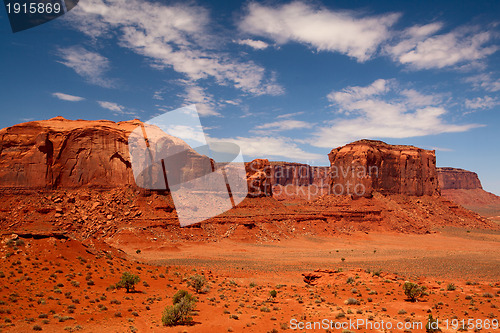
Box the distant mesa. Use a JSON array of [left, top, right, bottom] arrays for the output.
[[437, 167, 482, 190], [437, 167, 500, 218]]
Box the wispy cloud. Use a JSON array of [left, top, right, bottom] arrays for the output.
[[52, 92, 85, 102], [465, 96, 499, 110], [177, 80, 221, 117], [276, 111, 305, 119], [236, 39, 269, 50], [239, 1, 399, 62], [466, 73, 500, 92], [97, 101, 124, 113], [57, 46, 113, 87], [68, 0, 283, 99], [253, 119, 314, 133], [97, 100, 138, 117], [309, 79, 481, 148], [387, 24, 498, 69]]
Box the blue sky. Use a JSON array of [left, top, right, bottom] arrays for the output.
[[0, 0, 499, 194]]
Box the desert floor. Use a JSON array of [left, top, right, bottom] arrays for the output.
[[1, 227, 499, 333]]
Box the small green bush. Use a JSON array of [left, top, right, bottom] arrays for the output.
[[116, 272, 140, 293], [162, 290, 196, 326], [426, 314, 441, 332], [344, 298, 360, 305], [172, 289, 197, 305], [403, 281, 426, 302], [188, 274, 208, 293]]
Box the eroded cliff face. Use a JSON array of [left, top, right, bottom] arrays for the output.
[[245, 159, 273, 197], [437, 167, 482, 190], [328, 140, 440, 197], [0, 117, 210, 189], [270, 162, 330, 187]]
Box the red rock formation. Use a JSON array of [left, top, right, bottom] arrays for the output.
[[438, 168, 499, 219], [0, 117, 210, 189], [437, 167, 482, 190], [245, 159, 272, 197], [270, 162, 330, 187], [328, 140, 439, 197]]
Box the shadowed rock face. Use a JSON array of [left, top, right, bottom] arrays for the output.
[[437, 167, 482, 190], [0, 117, 209, 189], [328, 140, 440, 197]]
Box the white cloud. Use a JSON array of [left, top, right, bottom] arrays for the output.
[[276, 111, 304, 119], [466, 73, 500, 92], [327, 78, 391, 105], [52, 92, 85, 102], [57, 46, 113, 87], [239, 1, 399, 62], [309, 79, 481, 148], [68, 0, 283, 98], [177, 80, 221, 117], [209, 135, 322, 161], [164, 124, 206, 146], [387, 24, 498, 69], [465, 96, 499, 110], [254, 119, 314, 132], [153, 90, 164, 100], [237, 39, 269, 50], [97, 101, 126, 114]]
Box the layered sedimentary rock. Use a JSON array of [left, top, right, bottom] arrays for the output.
[[328, 140, 439, 197], [437, 167, 482, 190], [0, 117, 210, 189], [245, 159, 272, 197], [270, 162, 330, 187], [437, 168, 499, 218]]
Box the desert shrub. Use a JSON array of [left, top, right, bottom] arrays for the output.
[[162, 290, 196, 326], [269, 290, 277, 298], [116, 272, 140, 293], [345, 298, 360, 305], [446, 283, 456, 291], [188, 274, 207, 293], [426, 314, 441, 332], [172, 290, 197, 305], [403, 281, 427, 302]]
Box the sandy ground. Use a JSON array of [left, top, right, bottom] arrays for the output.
[[118, 227, 500, 282], [1, 227, 498, 333]]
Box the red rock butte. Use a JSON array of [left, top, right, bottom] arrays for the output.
[[0, 116, 208, 189], [329, 140, 440, 197]]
